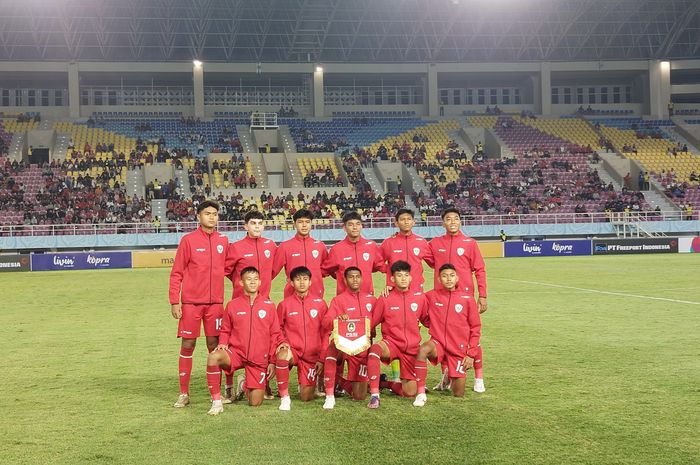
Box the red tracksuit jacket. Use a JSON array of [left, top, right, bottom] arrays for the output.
[[276, 293, 328, 363], [168, 227, 229, 305], [380, 231, 431, 291], [321, 290, 377, 359], [424, 288, 481, 359], [225, 235, 277, 299], [219, 294, 285, 367], [322, 236, 384, 295], [272, 234, 328, 298], [426, 231, 487, 297], [371, 289, 429, 355]]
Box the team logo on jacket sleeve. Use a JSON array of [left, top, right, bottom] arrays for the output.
[[455, 304, 463, 313], [457, 247, 465, 256], [310, 309, 318, 318], [312, 249, 319, 259], [258, 309, 267, 319], [413, 247, 420, 256], [217, 244, 224, 254], [362, 252, 370, 261], [410, 302, 418, 312], [264, 249, 271, 258]]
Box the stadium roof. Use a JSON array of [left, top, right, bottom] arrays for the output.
[[0, 0, 698, 63]]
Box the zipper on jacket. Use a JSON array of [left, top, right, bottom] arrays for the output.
[[301, 296, 307, 357], [247, 298, 254, 359], [444, 292, 451, 353], [402, 292, 408, 353], [208, 233, 213, 303]]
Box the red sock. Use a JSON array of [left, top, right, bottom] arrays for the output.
[[324, 353, 338, 396], [367, 344, 383, 395], [178, 346, 194, 394], [415, 360, 428, 394], [225, 373, 234, 388], [206, 365, 222, 401], [389, 382, 404, 397], [275, 359, 290, 397], [473, 346, 484, 379]]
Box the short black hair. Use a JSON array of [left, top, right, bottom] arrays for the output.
[[293, 209, 314, 222], [343, 266, 362, 279], [197, 200, 220, 214], [290, 266, 312, 280], [438, 263, 456, 273], [441, 207, 461, 220], [390, 260, 411, 274], [244, 210, 265, 223], [342, 211, 362, 224], [240, 266, 259, 278], [394, 208, 415, 221]]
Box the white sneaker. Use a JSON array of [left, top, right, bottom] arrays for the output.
[[173, 393, 190, 408], [473, 378, 486, 393], [234, 375, 246, 401], [322, 395, 336, 410], [413, 393, 427, 407], [207, 400, 224, 416], [279, 395, 291, 411]]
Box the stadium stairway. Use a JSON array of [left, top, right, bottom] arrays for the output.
[[151, 199, 168, 225], [236, 125, 257, 152], [8, 131, 26, 162], [278, 126, 297, 153], [174, 166, 191, 195], [404, 166, 430, 195], [361, 166, 386, 194], [127, 168, 146, 199], [662, 126, 700, 154]]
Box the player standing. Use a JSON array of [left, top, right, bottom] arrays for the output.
[[274, 266, 328, 410], [169, 200, 229, 408], [322, 211, 384, 296], [380, 208, 431, 292], [321, 267, 377, 409], [366, 261, 428, 408], [413, 264, 482, 407], [272, 209, 328, 298], [204, 267, 288, 414], [427, 207, 487, 392]]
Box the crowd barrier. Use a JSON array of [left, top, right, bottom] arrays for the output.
[[1, 237, 693, 273]]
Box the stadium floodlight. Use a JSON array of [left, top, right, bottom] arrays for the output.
[[193, 60, 203, 68], [315, 66, 324, 73], [660, 61, 670, 70]]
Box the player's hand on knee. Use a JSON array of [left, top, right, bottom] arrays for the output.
[[266, 363, 276, 380], [462, 355, 474, 371], [171, 303, 182, 319]]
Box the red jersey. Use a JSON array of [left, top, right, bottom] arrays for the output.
[[321, 290, 377, 359], [426, 231, 487, 297], [380, 231, 431, 291], [371, 289, 429, 355], [276, 293, 328, 363], [219, 294, 285, 366], [225, 235, 277, 299], [272, 234, 328, 298], [169, 227, 229, 305], [322, 236, 384, 295], [425, 288, 481, 359]]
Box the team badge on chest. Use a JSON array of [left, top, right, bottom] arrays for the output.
[[258, 309, 267, 319], [365, 303, 372, 312], [410, 302, 418, 312], [413, 247, 420, 256], [362, 252, 370, 261], [457, 247, 465, 256], [312, 249, 319, 259], [454, 304, 463, 313], [264, 249, 271, 258], [217, 244, 224, 254], [310, 309, 318, 318]]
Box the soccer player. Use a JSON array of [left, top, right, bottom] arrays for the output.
[[322, 211, 384, 296], [274, 266, 328, 410], [225, 210, 277, 300], [426, 208, 487, 312], [413, 264, 482, 407], [204, 266, 288, 415], [272, 209, 328, 298], [168, 200, 229, 408], [321, 267, 377, 410], [366, 261, 428, 409], [380, 208, 431, 292]]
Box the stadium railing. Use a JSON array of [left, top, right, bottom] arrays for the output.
[[0, 211, 690, 237]]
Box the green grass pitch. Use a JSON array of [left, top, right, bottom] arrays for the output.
[[1, 254, 699, 465]]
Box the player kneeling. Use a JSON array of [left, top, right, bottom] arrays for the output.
[[274, 266, 328, 411], [413, 264, 482, 407], [205, 267, 288, 415], [367, 261, 429, 408]]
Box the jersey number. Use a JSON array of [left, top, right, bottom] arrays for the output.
[[215, 318, 222, 330], [358, 364, 368, 377], [455, 360, 466, 374], [307, 368, 317, 381], [259, 371, 267, 385]]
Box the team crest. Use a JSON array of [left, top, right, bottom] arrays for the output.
[[347, 321, 356, 332], [455, 304, 463, 313], [312, 249, 319, 259], [365, 303, 372, 312], [258, 309, 267, 319], [362, 252, 370, 261], [457, 247, 465, 256], [264, 249, 271, 258], [217, 244, 224, 254], [413, 247, 420, 256], [410, 302, 418, 312], [310, 309, 318, 318]]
